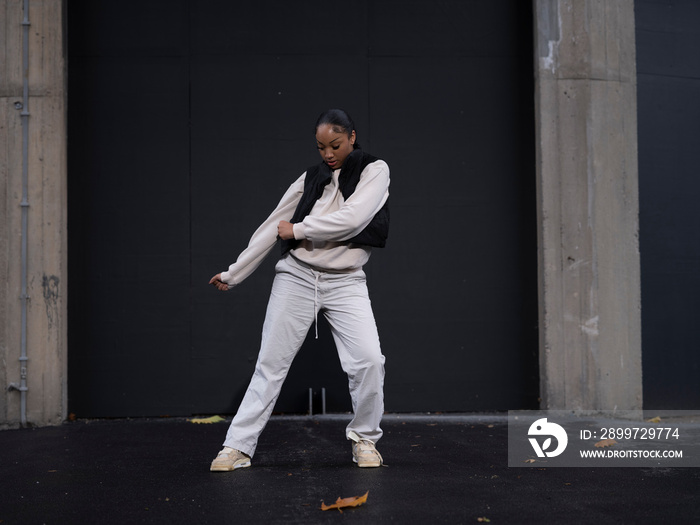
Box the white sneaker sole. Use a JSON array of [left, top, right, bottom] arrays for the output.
[[353, 458, 381, 468], [210, 459, 251, 472]]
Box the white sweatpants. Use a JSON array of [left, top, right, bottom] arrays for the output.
[[222, 255, 385, 457]]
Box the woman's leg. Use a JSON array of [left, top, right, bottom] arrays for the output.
[[322, 274, 385, 444], [222, 259, 316, 457]]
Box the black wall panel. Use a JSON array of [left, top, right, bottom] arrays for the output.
[[68, 1, 538, 417], [636, 1, 700, 409]]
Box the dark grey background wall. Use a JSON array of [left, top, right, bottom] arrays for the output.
[[67, 1, 539, 417], [636, 0, 700, 409]]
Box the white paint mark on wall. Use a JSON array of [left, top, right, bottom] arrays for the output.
[[541, 39, 559, 74], [581, 315, 599, 337], [539, 0, 562, 74]]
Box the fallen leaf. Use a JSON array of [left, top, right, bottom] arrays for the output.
[[646, 416, 661, 424], [321, 491, 369, 512], [477, 517, 491, 522], [188, 415, 225, 424], [524, 459, 536, 464], [594, 439, 617, 448]]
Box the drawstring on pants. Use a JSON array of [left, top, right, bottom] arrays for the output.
[[313, 272, 320, 339]]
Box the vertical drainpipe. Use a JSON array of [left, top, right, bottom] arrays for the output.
[[19, 0, 31, 427]]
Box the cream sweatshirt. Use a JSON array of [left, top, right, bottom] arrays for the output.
[[219, 159, 390, 287]]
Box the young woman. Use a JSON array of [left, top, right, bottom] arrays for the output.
[[208, 109, 390, 471]]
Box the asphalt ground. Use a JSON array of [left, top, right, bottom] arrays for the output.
[[2, 414, 699, 524]]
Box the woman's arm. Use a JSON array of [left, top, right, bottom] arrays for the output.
[[292, 160, 390, 243], [211, 173, 305, 290]]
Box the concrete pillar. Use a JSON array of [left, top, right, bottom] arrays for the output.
[[533, 0, 642, 411], [0, 0, 67, 427]]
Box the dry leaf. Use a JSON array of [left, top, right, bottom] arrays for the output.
[[321, 491, 369, 512], [646, 416, 661, 424], [477, 517, 491, 522], [523, 459, 536, 463], [594, 439, 617, 448], [188, 415, 225, 424]]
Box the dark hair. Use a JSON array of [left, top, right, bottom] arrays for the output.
[[314, 108, 360, 149]]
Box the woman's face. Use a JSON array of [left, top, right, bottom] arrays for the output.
[[315, 123, 356, 170]]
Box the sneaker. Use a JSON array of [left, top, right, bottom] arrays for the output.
[[210, 447, 251, 472], [348, 431, 383, 467]]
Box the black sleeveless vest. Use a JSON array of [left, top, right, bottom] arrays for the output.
[[281, 149, 389, 256]]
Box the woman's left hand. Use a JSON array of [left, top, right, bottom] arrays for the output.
[[277, 221, 295, 240]]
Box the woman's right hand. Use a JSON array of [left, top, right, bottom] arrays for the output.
[[209, 273, 229, 292]]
